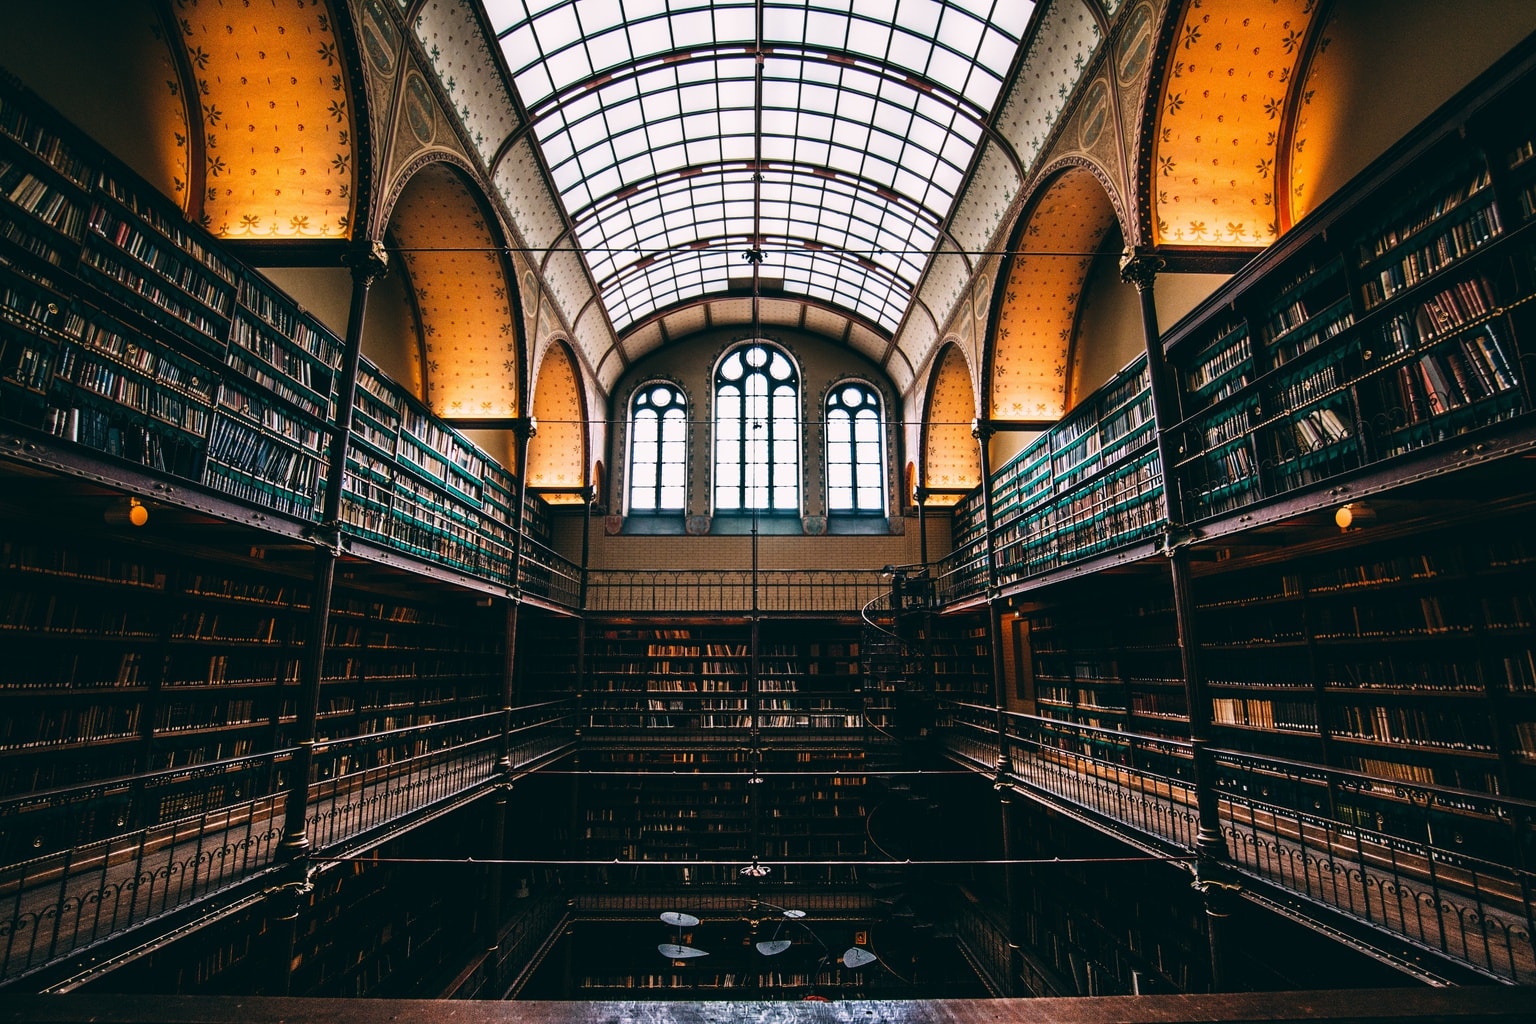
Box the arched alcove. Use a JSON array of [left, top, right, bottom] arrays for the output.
[[922, 343, 981, 506], [380, 160, 523, 417], [527, 341, 587, 502], [989, 165, 1121, 423]]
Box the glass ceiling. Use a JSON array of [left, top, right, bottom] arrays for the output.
[[488, 0, 1035, 335]]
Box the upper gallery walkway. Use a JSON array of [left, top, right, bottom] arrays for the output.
[[939, 701, 1536, 986], [0, 702, 575, 986]]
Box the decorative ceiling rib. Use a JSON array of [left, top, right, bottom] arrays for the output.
[[488, 0, 1037, 342]]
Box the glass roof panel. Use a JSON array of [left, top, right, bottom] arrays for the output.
[[491, 0, 1035, 334]]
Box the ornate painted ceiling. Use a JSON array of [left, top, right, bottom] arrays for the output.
[[1150, 0, 1322, 247], [389, 162, 520, 418], [991, 166, 1119, 421], [176, 0, 357, 239]]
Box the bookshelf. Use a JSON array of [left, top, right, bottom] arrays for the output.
[[340, 359, 522, 584], [952, 356, 1163, 597], [924, 617, 993, 700], [1165, 70, 1536, 527], [318, 586, 503, 744], [1020, 571, 1182, 739], [1190, 519, 1535, 796], [581, 621, 868, 736], [1, 76, 547, 588], [0, 528, 312, 860]]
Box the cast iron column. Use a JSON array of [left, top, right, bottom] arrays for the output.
[[272, 241, 388, 993], [1120, 248, 1236, 991]]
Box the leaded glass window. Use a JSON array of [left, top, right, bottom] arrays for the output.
[[714, 343, 800, 512], [826, 382, 884, 513], [628, 382, 688, 512]]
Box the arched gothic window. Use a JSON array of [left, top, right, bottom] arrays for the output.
[[713, 342, 800, 512], [627, 381, 687, 512], [825, 381, 885, 514]]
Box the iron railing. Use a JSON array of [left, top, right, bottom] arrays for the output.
[[0, 701, 577, 983], [585, 568, 887, 613], [936, 700, 1536, 983], [519, 536, 581, 608]]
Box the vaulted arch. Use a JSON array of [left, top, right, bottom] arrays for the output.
[[1147, 0, 1326, 247], [921, 343, 981, 506], [989, 165, 1120, 423], [527, 341, 588, 501], [175, 0, 359, 238], [384, 160, 523, 418]]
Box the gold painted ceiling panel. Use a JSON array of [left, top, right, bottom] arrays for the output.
[[177, 0, 355, 238], [390, 165, 518, 418], [992, 167, 1117, 420], [1152, 0, 1319, 246]]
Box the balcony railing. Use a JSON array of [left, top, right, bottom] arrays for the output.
[[936, 700, 1536, 983], [585, 568, 887, 613], [519, 535, 582, 608], [0, 701, 577, 984]]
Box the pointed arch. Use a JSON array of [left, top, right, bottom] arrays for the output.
[[382, 158, 524, 418], [988, 164, 1121, 423], [922, 343, 981, 506], [527, 341, 588, 500]]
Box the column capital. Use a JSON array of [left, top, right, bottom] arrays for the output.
[[970, 417, 995, 443], [510, 415, 538, 441], [343, 239, 390, 284], [1118, 246, 1165, 292]]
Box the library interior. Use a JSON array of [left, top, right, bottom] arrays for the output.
[[1, 2, 1536, 1021]]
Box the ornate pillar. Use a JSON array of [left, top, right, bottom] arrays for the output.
[[972, 420, 1012, 769], [1120, 248, 1236, 991]]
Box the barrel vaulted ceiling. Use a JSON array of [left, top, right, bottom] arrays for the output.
[[388, 0, 1164, 406], [490, 0, 1036, 340]]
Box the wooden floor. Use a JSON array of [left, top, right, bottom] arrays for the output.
[[2, 988, 1533, 1024]]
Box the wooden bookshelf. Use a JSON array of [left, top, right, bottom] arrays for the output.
[[1165, 71, 1536, 526], [1020, 571, 1182, 738], [956, 356, 1163, 593], [0, 77, 550, 595], [1190, 520, 1535, 795]]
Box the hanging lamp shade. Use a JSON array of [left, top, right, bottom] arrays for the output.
[[658, 943, 709, 959], [842, 947, 877, 968]]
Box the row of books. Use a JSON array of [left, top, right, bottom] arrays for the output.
[[95, 170, 237, 285], [1258, 259, 1346, 344], [1358, 165, 1492, 264], [1332, 703, 1496, 750], [55, 341, 212, 436], [1359, 201, 1502, 309], [1210, 696, 1318, 731], [86, 206, 233, 317], [4, 165, 85, 240], [0, 94, 92, 188], [0, 704, 143, 750], [1182, 322, 1251, 397]]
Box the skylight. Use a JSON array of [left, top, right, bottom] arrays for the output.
[[489, 0, 1034, 334]]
